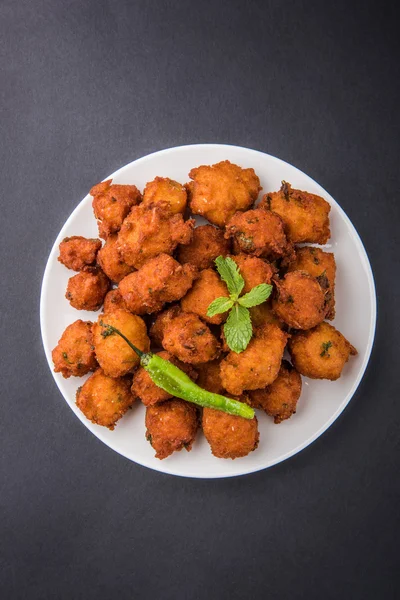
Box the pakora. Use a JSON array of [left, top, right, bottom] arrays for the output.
[[202, 407, 259, 459], [76, 368, 134, 430], [288, 321, 357, 380], [52, 320, 97, 378], [187, 160, 261, 227], [96, 234, 135, 283], [58, 236, 101, 271], [177, 224, 230, 270], [272, 271, 328, 330], [145, 398, 199, 459], [180, 268, 230, 325], [103, 289, 128, 313], [162, 312, 220, 364], [195, 359, 225, 394], [142, 176, 187, 214], [230, 254, 275, 293], [260, 181, 331, 244], [91, 179, 142, 239], [65, 267, 109, 311], [149, 305, 182, 348]]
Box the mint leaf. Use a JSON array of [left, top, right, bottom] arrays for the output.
[[224, 304, 252, 353], [238, 283, 273, 308], [214, 256, 244, 298], [207, 296, 234, 318]]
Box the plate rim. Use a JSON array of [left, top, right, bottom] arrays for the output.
[[40, 143, 377, 478]]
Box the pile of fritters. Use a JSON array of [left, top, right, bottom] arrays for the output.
[[53, 161, 357, 460]]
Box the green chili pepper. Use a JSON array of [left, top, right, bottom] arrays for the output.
[[103, 324, 255, 419]]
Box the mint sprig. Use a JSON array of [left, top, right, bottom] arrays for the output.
[[207, 256, 273, 353]]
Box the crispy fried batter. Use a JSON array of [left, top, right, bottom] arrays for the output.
[[288, 246, 336, 319], [272, 271, 328, 330], [117, 203, 194, 268], [260, 181, 331, 243], [249, 301, 285, 329], [145, 398, 199, 459], [149, 305, 182, 348], [177, 224, 230, 270], [103, 289, 128, 313], [97, 234, 135, 283], [187, 160, 261, 227], [119, 254, 197, 315], [230, 254, 275, 293], [225, 208, 294, 263], [91, 179, 142, 239], [202, 407, 259, 459], [288, 322, 357, 380], [248, 361, 302, 423], [180, 268, 230, 325], [220, 323, 288, 395], [142, 177, 187, 214], [65, 267, 109, 311], [131, 351, 197, 406], [93, 309, 150, 377], [52, 320, 97, 378], [76, 368, 134, 430], [58, 236, 101, 271], [195, 359, 225, 394], [163, 312, 220, 364]]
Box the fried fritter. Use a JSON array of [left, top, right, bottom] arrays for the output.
[[96, 234, 135, 283], [131, 351, 197, 406], [177, 224, 230, 270], [180, 268, 229, 325], [187, 160, 261, 227], [230, 254, 275, 293], [93, 309, 150, 377], [142, 177, 187, 214], [119, 254, 197, 315], [65, 267, 109, 311], [220, 323, 288, 395], [58, 236, 101, 271], [149, 305, 182, 348], [103, 289, 128, 313], [225, 208, 294, 263], [162, 312, 220, 364], [272, 271, 328, 330], [117, 203, 194, 268], [145, 398, 199, 459], [52, 320, 97, 378], [260, 181, 331, 244], [76, 368, 134, 430], [248, 361, 302, 423], [91, 179, 142, 239], [288, 246, 336, 319], [288, 322, 357, 380], [249, 301, 285, 329], [195, 359, 225, 394], [202, 407, 259, 459]]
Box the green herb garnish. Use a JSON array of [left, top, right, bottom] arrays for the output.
[[207, 256, 273, 353], [320, 341, 332, 357]]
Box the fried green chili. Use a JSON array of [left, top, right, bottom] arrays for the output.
[[103, 324, 255, 419]]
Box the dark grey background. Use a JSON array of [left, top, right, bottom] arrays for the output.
[[1, 1, 399, 598]]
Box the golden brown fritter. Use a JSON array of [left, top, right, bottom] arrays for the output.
[[202, 407, 259, 459], [220, 323, 288, 395], [119, 254, 197, 315], [162, 312, 220, 364], [145, 398, 199, 459], [117, 203, 194, 268], [249, 301, 285, 329], [149, 305, 182, 348], [96, 234, 135, 283], [225, 208, 294, 263], [230, 254, 275, 293], [180, 268, 230, 325], [58, 236, 101, 271], [103, 289, 128, 313], [260, 181, 331, 244], [142, 177, 187, 214], [272, 271, 328, 330], [65, 268, 109, 311], [131, 351, 198, 406], [288, 246, 336, 319], [195, 359, 225, 394], [52, 320, 97, 378], [288, 322, 357, 380], [177, 224, 230, 270], [93, 309, 150, 377], [91, 179, 142, 239], [248, 361, 302, 423], [76, 368, 134, 430], [187, 160, 261, 227]]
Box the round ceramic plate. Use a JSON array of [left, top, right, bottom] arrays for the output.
[[40, 144, 376, 478]]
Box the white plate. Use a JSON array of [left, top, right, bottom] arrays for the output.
[[40, 144, 376, 478]]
